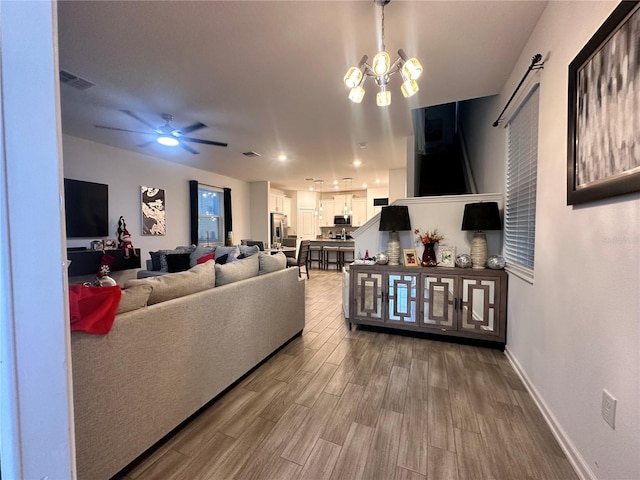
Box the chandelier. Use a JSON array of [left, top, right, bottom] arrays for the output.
[[343, 0, 423, 106]]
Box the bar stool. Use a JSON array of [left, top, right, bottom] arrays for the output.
[[339, 246, 355, 268], [323, 246, 341, 270], [309, 244, 323, 269]]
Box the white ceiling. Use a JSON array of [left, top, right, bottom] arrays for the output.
[[57, 1, 546, 193]]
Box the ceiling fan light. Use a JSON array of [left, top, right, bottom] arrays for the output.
[[401, 79, 419, 98], [349, 85, 366, 103], [402, 57, 423, 80], [376, 89, 391, 107], [344, 66, 364, 88], [157, 135, 179, 147], [372, 51, 390, 76]]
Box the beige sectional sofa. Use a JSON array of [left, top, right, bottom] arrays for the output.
[[71, 253, 305, 480]]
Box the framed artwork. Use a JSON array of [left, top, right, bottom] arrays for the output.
[[91, 240, 104, 251], [438, 245, 456, 267], [567, 1, 640, 205], [141, 186, 166, 235], [403, 248, 418, 267], [103, 238, 117, 250]]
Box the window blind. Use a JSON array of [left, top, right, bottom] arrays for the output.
[[505, 85, 539, 276]]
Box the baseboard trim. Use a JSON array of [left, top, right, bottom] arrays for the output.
[[504, 347, 595, 480]]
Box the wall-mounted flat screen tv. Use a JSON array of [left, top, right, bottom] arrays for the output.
[[64, 178, 109, 238]]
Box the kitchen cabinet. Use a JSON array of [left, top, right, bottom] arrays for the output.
[[333, 194, 353, 218], [320, 199, 334, 226], [348, 264, 507, 347], [269, 191, 285, 213], [351, 197, 367, 226]]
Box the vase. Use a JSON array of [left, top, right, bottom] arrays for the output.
[[421, 242, 438, 267]]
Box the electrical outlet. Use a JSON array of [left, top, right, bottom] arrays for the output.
[[601, 389, 617, 429]]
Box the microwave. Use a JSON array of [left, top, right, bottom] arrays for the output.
[[334, 215, 352, 225]]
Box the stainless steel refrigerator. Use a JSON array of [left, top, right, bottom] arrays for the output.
[[270, 212, 288, 246]]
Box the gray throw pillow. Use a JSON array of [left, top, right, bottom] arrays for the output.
[[116, 283, 153, 314], [215, 253, 259, 286], [126, 260, 216, 305], [238, 244, 260, 257], [259, 252, 287, 275], [214, 245, 240, 263]]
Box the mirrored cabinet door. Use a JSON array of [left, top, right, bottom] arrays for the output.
[[353, 271, 384, 322], [421, 275, 456, 330], [387, 273, 419, 326], [460, 277, 500, 336]]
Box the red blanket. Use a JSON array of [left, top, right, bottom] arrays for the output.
[[69, 284, 122, 334]]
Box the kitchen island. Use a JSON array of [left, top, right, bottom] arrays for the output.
[[309, 239, 355, 270]]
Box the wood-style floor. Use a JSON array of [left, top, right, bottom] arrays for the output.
[[123, 269, 578, 480]]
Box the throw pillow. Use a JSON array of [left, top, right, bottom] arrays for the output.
[[215, 253, 228, 265], [125, 260, 216, 305], [149, 251, 163, 271], [214, 245, 240, 263], [197, 252, 215, 264], [116, 283, 153, 314], [259, 252, 287, 275], [152, 247, 195, 272], [215, 253, 259, 286], [238, 244, 260, 257], [190, 244, 215, 267], [166, 252, 192, 273]]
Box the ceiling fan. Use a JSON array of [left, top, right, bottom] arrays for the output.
[[94, 110, 228, 154]]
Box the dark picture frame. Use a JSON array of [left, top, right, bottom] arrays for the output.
[[567, 1, 640, 205]]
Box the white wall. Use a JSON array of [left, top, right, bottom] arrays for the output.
[[63, 135, 251, 279], [497, 3, 639, 479], [250, 181, 269, 245], [388, 167, 407, 203], [366, 186, 389, 219]]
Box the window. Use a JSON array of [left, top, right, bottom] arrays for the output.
[[504, 85, 539, 281], [196, 184, 224, 245]]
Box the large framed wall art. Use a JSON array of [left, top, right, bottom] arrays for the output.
[[567, 1, 640, 205], [141, 186, 166, 235]]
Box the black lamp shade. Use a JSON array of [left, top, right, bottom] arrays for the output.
[[379, 205, 411, 231], [461, 202, 502, 231]]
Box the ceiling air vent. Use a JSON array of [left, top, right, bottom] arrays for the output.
[[242, 151, 261, 157], [59, 70, 95, 91]]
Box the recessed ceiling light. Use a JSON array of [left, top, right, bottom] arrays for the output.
[[334, 185, 339, 190], [376, 179, 381, 184], [353, 159, 362, 167], [278, 154, 287, 161], [362, 183, 367, 188], [333, 180, 339, 185], [358, 142, 367, 149]]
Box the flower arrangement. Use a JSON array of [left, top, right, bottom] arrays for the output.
[[414, 228, 444, 244]]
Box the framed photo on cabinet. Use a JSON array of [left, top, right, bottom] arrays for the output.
[[403, 249, 418, 267], [438, 245, 456, 267]]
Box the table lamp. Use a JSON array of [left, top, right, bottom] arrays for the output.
[[379, 206, 411, 265], [461, 202, 502, 269]]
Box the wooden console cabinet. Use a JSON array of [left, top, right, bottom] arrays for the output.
[[348, 264, 508, 347]]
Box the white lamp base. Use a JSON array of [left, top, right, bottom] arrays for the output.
[[470, 231, 487, 269], [387, 231, 401, 265]]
